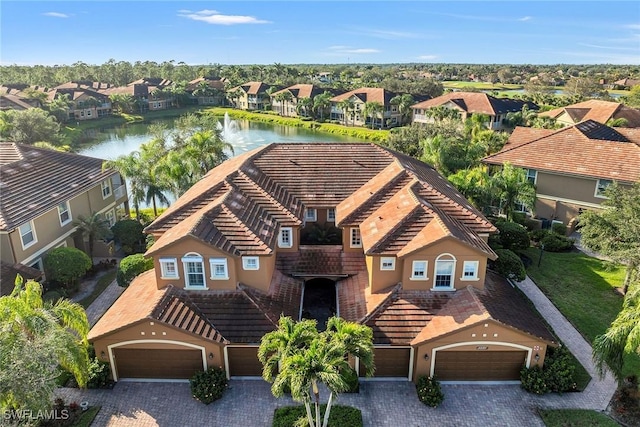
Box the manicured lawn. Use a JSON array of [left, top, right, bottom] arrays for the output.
[[77, 269, 117, 309], [523, 248, 640, 378], [72, 406, 101, 427], [442, 81, 523, 90], [539, 409, 619, 426]]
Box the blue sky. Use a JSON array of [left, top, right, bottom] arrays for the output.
[[1, 1, 639, 65]]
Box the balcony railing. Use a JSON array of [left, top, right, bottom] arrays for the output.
[[113, 185, 126, 200]]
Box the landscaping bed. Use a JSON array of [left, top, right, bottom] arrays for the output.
[[539, 409, 619, 427], [273, 405, 362, 427]]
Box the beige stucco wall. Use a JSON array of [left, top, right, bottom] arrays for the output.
[[367, 255, 402, 293], [412, 320, 549, 381], [341, 226, 363, 253], [276, 226, 300, 253], [0, 234, 15, 264], [91, 320, 225, 380], [401, 238, 488, 292], [236, 254, 275, 292]]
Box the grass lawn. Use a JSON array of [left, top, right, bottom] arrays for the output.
[[77, 269, 117, 309], [523, 248, 640, 378], [539, 409, 619, 427], [442, 81, 523, 90], [72, 406, 101, 427]]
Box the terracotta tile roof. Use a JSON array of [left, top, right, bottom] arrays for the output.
[[240, 269, 302, 324], [411, 271, 555, 345], [230, 81, 270, 95], [330, 87, 398, 105], [277, 246, 363, 277], [483, 120, 640, 183], [411, 92, 537, 115], [0, 261, 42, 297], [102, 84, 149, 97], [186, 77, 226, 91], [540, 100, 640, 127], [128, 78, 173, 88], [271, 84, 323, 99], [87, 270, 226, 342], [614, 78, 640, 87], [0, 94, 35, 110], [0, 143, 117, 232]]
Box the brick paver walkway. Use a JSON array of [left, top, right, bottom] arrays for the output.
[[84, 280, 125, 326], [59, 275, 617, 426]]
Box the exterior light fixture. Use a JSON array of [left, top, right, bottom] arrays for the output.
[[534, 353, 540, 362], [100, 351, 106, 358], [424, 354, 429, 360], [209, 352, 214, 359]]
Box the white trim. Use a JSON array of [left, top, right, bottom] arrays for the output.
[[101, 179, 112, 199], [410, 260, 429, 280], [525, 168, 538, 185], [408, 347, 415, 381], [460, 260, 480, 281], [380, 257, 396, 271], [242, 256, 259, 270], [19, 228, 78, 266], [159, 257, 179, 280], [373, 345, 413, 381], [433, 253, 456, 290], [429, 341, 532, 378], [278, 227, 293, 248], [594, 178, 613, 199], [209, 257, 229, 280], [349, 227, 362, 248], [107, 339, 207, 382], [57, 201, 72, 227], [223, 346, 230, 380], [536, 194, 604, 210], [225, 345, 261, 378], [182, 253, 207, 289], [304, 208, 317, 222], [327, 208, 336, 222], [19, 221, 38, 250], [29, 257, 43, 272]]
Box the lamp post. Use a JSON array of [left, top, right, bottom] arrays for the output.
[[538, 243, 545, 267]]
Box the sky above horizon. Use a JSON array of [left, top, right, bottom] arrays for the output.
[[1, 1, 639, 66]]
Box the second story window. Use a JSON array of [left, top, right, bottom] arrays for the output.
[[526, 169, 537, 185], [58, 201, 71, 226], [101, 179, 112, 199], [159, 257, 179, 279], [278, 227, 293, 248], [19, 221, 37, 249], [411, 260, 427, 280], [242, 256, 260, 270], [595, 179, 613, 198], [182, 253, 206, 289], [350, 228, 362, 248], [209, 258, 229, 280], [380, 257, 395, 271], [327, 208, 336, 222], [305, 208, 317, 222]]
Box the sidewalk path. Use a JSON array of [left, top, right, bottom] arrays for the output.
[[83, 279, 124, 326], [515, 276, 617, 410]]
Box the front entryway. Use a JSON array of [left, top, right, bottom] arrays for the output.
[[301, 278, 336, 330]]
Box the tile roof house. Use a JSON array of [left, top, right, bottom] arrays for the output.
[[48, 86, 112, 121], [0, 143, 129, 274], [186, 77, 228, 106], [483, 120, 640, 227], [539, 99, 640, 128], [227, 81, 271, 111], [270, 84, 326, 117], [330, 87, 402, 129], [411, 92, 538, 130], [90, 143, 555, 383]]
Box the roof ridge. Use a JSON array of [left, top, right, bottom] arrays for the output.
[[238, 284, 279, 327], [359, 282, 402, 324], [236, 168, 302, 224], [484, 125, 569, 159]]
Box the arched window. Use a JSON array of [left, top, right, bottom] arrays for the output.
[[434, 254, 456, 290], [181, 252, 206, 289]]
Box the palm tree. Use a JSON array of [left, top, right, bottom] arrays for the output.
[[73, 212, 112, 261], [183, 130, 233, 176], [390, 94, 415, 126], [103, 153, 146, 219], [296, 97, 313, 118], [280, 91, 294, 117], [593, 283, 640, 382], [259, 316, 374, 427], [491, 162, 537, 221], [313, 92, 333, 121], [0, 276, 90, 412], [363, 101, 383, 129]]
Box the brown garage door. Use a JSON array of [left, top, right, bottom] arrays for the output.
[[360, 347, 410, 378], [434, 350, 527, 381], [114, 348, 203, 379], [227, 347, 262, 377]]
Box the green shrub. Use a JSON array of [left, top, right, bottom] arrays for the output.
[[44, 247, 92, 289], [495, 221, 530, 251], [492, 249, 526, 281], [523, 218, 542, 231], [341, 367, 360, 393], [540, 233, 574, 252], [87, 357, 111, 389], [551, 222, 567, 236], [415, 375, 444, 408], [111, 219, 145, 254], [116, 254, 154, 287], [272, 405, 362, 427], [520, 346, 577, 394], [189, 367, 228, 404], [529, 229, 549, 243]]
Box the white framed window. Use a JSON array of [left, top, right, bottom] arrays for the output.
[[19, 221, 37, 249], [411, 260, 428, 280], [29, 258, 43, 272], [595, 179, 613, 198], [101, 179, 112, 199], [526, 169, 537, 185], [461, 261, 479, 281], [209, 258, 229, 280], [514, 200, 528, 213], [182, 253, 206, 289], [105, 209, 115, 226], [304, 208, 317, 222], [159, 257, 179, 279], [327, 208, 336, 222], [380, 257, 395, 271], [242, 256, 259, 270], [434, 254, 456, 289], [350, 227, 362, 248], [278, 227, 293, 248], [58, 201, 72, 226]]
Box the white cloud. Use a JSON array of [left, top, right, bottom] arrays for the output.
[[178, 9, 270, 25], [624, 23, 640, 30], [327, 46, 379, 54], [42, 12, 69, 18], [518, 16, 532, 22], [417, 55, 438, 60], [578, 43, 638, 51], [350, 27, 421, 40]]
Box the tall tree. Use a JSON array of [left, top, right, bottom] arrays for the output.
[[390, 93, 415, 126], [0, 276, 90, 412], [580, 182, 640, 294], [72, 212, 112, 261], [313, 92, 333, 121], [363, 101, 383, 129], [5, 108, 61, 144], [336, 98, 354, 126], [259, 316, 374, 427], [491, 162, 537, 221], [103, 153, 146, 219]]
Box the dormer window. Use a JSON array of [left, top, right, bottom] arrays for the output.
[[278, 227, 293, 248], [305, 208, 317, 222], [350, 228, 362, 248]]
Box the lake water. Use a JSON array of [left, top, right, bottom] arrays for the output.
[[78, 117, 365, 161]]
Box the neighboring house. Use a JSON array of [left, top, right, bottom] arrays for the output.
[[482, 120, 640, 227], [0, 84, 49, 109], [227, 81, 271, 111], [411, 92, 538, 130], [0, 143, 130, 274], [48, 86, 113, 121], [613, 78, 640, 89], [186, 77, 227, 106], [0, 261, 42, 296], [0, 94, 36, 111], [329, 87, 402, 128], [270, 84, 325, 117], [103, 78, 174, 112], [539, 99, 640, 127], [90, 143, 555, 383]]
